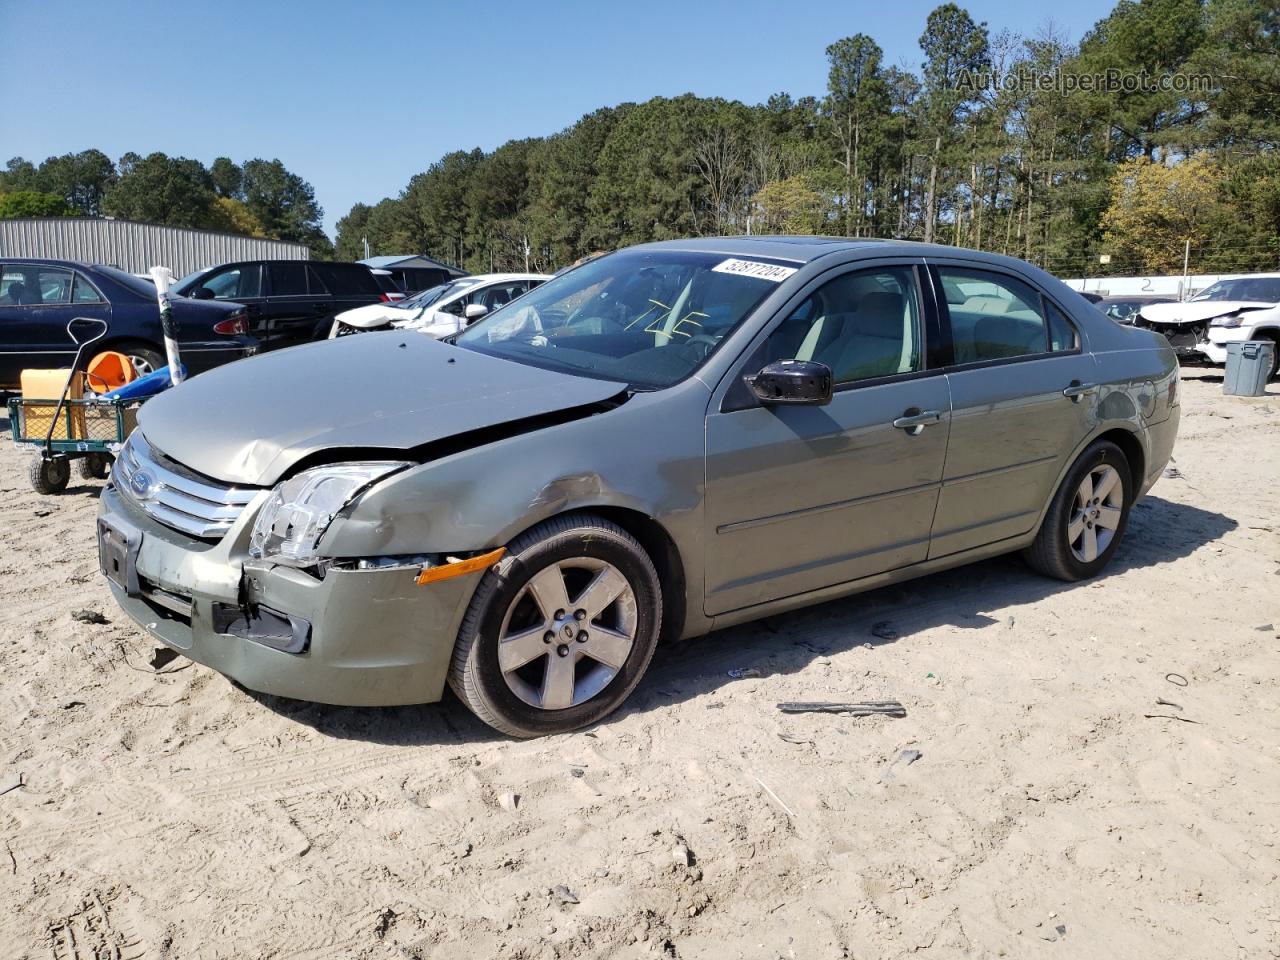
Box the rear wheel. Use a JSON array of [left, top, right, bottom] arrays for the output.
[[1023, 440, 1133, 581], [29, 456, 70, 495], [76, 453, 112, 480], [448, 513, 663, 738]]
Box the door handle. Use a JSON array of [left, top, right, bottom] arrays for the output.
[[1063, 381, 1099, 401], [892, 409, 942, 435]]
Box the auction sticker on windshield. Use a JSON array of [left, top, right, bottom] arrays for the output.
[[712, 259, 799, 282]]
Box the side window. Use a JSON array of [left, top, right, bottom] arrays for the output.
[[937, 267, 1049, 363], [758, 266, 923, 385], [306, 265, 331, 295], [32, 267, 73, 305], [72, 273, 104, 303], [480, 282, 526, 310], [269, 262, 308, 296], [203, 265, 261, 300], [1, 268, 27, 304], [1046, 300, 1079, 352]]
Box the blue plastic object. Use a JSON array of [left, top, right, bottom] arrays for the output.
[[100, 364, 187, 401]]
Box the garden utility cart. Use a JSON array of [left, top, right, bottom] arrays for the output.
[[9, 317, 140, 494]]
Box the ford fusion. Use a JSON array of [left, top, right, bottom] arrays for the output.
[[98, 237, 1181, 737]]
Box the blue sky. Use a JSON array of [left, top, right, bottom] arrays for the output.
[[2, 0, 1118, 237]]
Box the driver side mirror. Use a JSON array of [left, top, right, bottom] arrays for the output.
[[746, 359, 833, 406], [190, 286, 215, 300], [464, 303, 489, 322]]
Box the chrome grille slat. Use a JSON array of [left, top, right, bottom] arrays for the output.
[[116, 432, 259, 540]]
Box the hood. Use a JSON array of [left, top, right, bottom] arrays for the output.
[[334, 302, 418, 328], [1139, 300, 1275, 325], [137, 333, 626, 486]]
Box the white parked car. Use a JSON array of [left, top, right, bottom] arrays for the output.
[[1137, 274, 1280, 379], [329, 273, 550, 339]]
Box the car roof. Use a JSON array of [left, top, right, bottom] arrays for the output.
[[1, 257, 98, 270], [623, 235, 1037, 268]]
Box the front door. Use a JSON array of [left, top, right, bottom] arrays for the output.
[[927, 262, 1099, 557], [703, 263, 952, 616]]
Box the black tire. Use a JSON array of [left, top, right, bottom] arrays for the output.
[[29, 456, 70, 495], [115, 343, 165, 378], [448, 513, 663, 738], [1264, 335, 1280, 381], [76, 453, 112, 480], [1023, 440, 1133, 581]]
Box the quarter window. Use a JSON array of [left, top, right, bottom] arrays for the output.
[[1047, 301, 1078, 352], [72, 273, 104, 303], [758, 266, 923, 384], [937, 267, 1061, 362]]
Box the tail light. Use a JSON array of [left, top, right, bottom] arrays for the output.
[[213, 311, 249, 336], [378, 293, 392, 303]]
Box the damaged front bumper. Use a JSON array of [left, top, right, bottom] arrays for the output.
[[1139, 320, 1213, 363], [97, 483, 484, 706]]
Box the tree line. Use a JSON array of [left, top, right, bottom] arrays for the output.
[[335, 0, 1277, 278], [2, 0, 1274, 279], [0, 152, 332, 258]]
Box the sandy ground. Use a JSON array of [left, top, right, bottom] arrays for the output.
[[0, 371, 1277, 960]]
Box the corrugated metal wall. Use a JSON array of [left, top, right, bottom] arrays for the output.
[[0, 218, 310, 276]]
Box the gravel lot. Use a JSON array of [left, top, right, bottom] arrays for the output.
[[0, 371, 1277, 959]]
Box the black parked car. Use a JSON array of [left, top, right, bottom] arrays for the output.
[[0, 259, 256, 390], [173, 260, 393, 350]]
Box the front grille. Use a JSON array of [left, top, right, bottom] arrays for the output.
[[115, 432, 259, 540]]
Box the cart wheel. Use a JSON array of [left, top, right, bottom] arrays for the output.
[[76, 453, 112, 481], [30, 457, 70, 495]]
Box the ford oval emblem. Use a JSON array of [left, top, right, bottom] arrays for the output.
[[129, 470, 155, 499]]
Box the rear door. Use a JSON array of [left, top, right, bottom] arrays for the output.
[[928, 260, 1097, 557], [260, 261, 327, 350], [703, 260, 952, 615]]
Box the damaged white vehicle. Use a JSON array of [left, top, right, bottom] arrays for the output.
[[329, 273, 550, 339], [1136, 275, 1280, 379]]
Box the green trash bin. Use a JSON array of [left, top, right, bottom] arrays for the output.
[[1223, 340, 1275, 397]]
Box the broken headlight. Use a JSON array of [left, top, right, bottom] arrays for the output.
[[248, 462, 410, 567]]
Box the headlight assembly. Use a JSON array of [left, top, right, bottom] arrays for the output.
[[248, 462, 410, 567], [1209, 314, 1243, 328]]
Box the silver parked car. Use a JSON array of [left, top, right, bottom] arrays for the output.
[[97, 238, 1181, 737]]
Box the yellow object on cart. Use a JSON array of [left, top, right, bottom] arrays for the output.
[[18, 368, 85, 440]]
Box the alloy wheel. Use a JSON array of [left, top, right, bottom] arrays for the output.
[[1068, 464, 1124, 563], [497, 558, 637, 710], [128, 353, 155, 376]]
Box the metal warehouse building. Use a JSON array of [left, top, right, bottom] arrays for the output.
[[0, 217, 308, 276]]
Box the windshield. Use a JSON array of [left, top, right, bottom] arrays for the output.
[[455, 251, 787, 389], [98, 265, 166, 299], [402, 278, 480, 309], [1191, 278, 1280, 303]]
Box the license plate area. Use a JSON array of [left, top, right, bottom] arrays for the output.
[[98, 517, 142, 596]]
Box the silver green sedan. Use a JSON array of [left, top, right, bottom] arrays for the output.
[[97, 237, 1180, 737]]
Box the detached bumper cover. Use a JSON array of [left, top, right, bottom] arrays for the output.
[[98, 483, 481, 706]]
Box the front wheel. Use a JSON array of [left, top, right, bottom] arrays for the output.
[[1023, 440, 1133, 581], [448, 514, 663, 738], [116, 343, 165, 378], [30, 456, 70, 495]]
